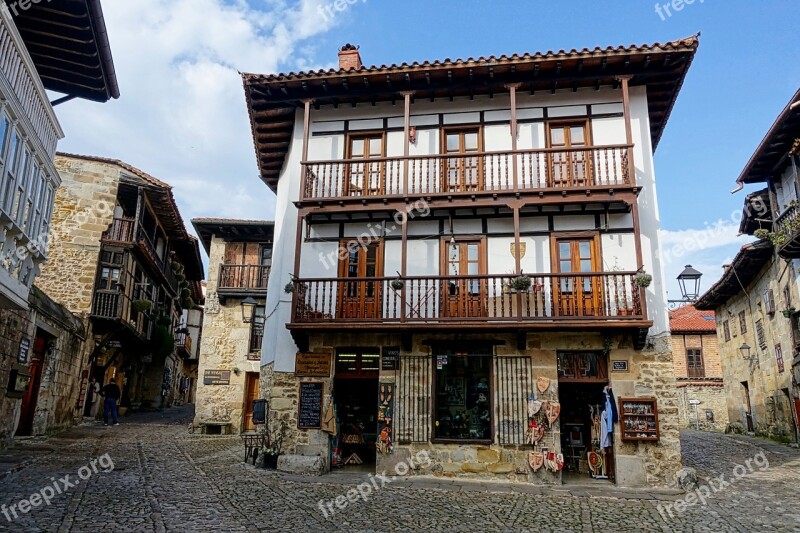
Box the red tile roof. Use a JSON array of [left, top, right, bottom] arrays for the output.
[[669, 305, 716, 333]]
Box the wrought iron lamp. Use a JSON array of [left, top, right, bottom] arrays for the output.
[[241, 296, 257, 323], [740, 342, 758, 366], [668, 265, 703, 310]]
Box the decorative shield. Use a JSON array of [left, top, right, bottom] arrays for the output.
[[536, 376, 551, 394], [510, 242, 527, 259], [547, 401, 561, 425], [526, 425, 545, 444], [528, 451, 544, 472], [527, 399, 543, 417], [587, 451, 602, 474], [555, 453, 565, 472]]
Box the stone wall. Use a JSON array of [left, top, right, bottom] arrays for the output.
[[714, 260, 796, 439], [36, 157, 119, 314], [262, 330, 683, 488], [0, 286, 86, 446], [194, 236, 263, 433], [675, 381, 728, 431]]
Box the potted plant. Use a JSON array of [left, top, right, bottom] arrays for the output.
[[754, 228, 771, 240], [132, 299, 152, 313], [634, 272, 653, 289], [507, 274, 532, 292], [782, 307, 796, 318], [261, 419, 287, 469], [390, 277, 405, 290], [284, 282, 295, 294]]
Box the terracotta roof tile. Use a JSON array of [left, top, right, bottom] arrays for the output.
[[669, 305, 716, 333]]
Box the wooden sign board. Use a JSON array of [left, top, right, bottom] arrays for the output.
[[611, 360, 629, 372], [203, 370, 231, 385], [298, 382, 323, 429], [295, 352, 331, 377], [381, 346, 400, 371]]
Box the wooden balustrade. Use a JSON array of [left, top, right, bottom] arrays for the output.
[[91, 289, 152, 339], [302, 145, 631, 200], [218, 264, 270, 292], [102, 217, 135, 242], [291, 272, 643, 324]]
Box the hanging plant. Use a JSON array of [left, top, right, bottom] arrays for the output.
[[132, 299, 152, 313], [180, 287, 191, 300], [753, 229, 770, 240], [182, 297, 195, 310], [284, 282, 295, 294], [634, 272, 653, 288], [782, 308, 796, 318], [390, 277, 405, 290]]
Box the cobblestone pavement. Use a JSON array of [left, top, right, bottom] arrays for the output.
[[1, 407, 798, 532]]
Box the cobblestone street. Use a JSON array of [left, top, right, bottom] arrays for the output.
[[1, 406, 798, 532]]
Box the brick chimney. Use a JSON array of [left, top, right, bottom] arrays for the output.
[[338, 43, 362, 71]]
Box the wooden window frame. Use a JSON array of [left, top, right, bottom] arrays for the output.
[[439, 236, 488, 319], [344, 131, 386, 196], [336, 239, 384, 320], [545, 119, 594, 187], [738, 311, 747, 334], [550, 232, 604, 317], [723, 320, 731, 342], [686, 348, 705, 378], [440, 126, 484, 193]]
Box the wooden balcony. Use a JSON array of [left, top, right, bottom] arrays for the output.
[[773, 203, 800, 259], [101, 217, 179, 293], [175, 332, 193, 358], [91, 290, 152, 341], [288, 272, 648, 332], [300, 145, 633, 210], [218, 264, 270, 296]]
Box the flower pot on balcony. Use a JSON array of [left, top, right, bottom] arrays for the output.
[[390, 278, 405, 290], [132, 300, 152, 313]]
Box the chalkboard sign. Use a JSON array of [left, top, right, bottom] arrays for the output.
[[297, 382, 323, 429], [382, 346, 400, 371], [252, 399, 267, 425]]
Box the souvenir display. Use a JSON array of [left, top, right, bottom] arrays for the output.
[[619, 398, 660, 442]]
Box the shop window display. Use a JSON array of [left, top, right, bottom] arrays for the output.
[[434, 353, 491, 441]]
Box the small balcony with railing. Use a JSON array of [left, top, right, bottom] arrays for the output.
[[771, 203, 800, 258], [300, 145, 633, 210], [288, 271, 649, 333], [91, 290, 153, 341], [175, 331, 193, 358], [101, 217, 179, 293], [217, 264, 270, 296]]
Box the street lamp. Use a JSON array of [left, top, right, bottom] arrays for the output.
[[677, 265, 703, 301], [241, 296, 257, 323], [740, 342, 758, 365]]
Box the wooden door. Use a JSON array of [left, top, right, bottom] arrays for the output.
[[443, 128, 482, 192], [242, 372, 260, 433], [16, 336, 47, 436], [554, 237, 601, 317], [338, 241, 383, 319], [442, 239, 486, 318], [547, 121, 591, 187], [346, 134, 384, 196]]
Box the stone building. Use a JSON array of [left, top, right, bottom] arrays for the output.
[[0, 1, 117, 444], [191, 219, 273, 434], [243, 38, 699, 487], [696, 89, 800, 443], [35, 154, 204, 415], [668, 305, 728, 431]]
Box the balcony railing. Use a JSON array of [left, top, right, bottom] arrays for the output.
[[218, 264, 270, 293], [291, 272, 644, 325], [102, 217, 136, 242], [101, 217, 179, 292], [91, 290, 152, 340], [175, 332, 193, 356], [302, 145, 631, 200], [773, 203, 800, 258]]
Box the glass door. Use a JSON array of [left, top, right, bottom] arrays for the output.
[[547, 121, 591, 187], [338, 241, 383, 319], [346, 134, 384, 196], [555, 237, 601, 317], [443, 128, 482, 192], [442, 239, 486, 318]]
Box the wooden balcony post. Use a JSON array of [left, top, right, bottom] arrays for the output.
[[401, 91, 414, 196], [505, 83, 521, 191], [300, 99, 314, 200], [618, 76, 635, 184]]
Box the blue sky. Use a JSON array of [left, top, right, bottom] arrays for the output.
[[56, 0, 799, 299]]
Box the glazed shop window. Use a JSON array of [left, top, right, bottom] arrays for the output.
[[97, 267, 120, 290], [434, 353, 491, 442], [335, 349, 380, 376]]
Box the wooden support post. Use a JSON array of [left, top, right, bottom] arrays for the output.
[[299, 99, 313, 200], [401, 91, 414, 197], [505, 83, 521, 190]]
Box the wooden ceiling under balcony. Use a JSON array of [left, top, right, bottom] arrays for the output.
[[243, 36, 699, 192]]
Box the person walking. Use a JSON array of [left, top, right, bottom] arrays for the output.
[[89, 378, 102, 419], [102, 380, 121, 426]]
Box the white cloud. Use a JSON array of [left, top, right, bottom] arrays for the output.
[[54, 0, 342, 261]]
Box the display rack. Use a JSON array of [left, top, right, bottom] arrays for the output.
[[619, 397, 660, 442]]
